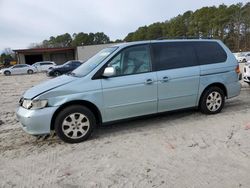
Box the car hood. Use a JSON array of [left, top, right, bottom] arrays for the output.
[[23, 75, 77, 99], [0, 68, 10, 72], [54, 65, 65, 69]]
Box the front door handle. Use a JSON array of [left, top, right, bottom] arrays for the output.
[[161, 76, 169, 82], [145, 79, 153, 85]]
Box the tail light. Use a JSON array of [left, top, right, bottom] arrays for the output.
[[235, 64, 240, 74]]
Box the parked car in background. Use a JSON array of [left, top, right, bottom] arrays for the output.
[[46, 60, 82, 77], [0, 64, 37, 76], [243, 62, 250, 85], [233, 52, 241, 59], [236, 52, 250, 63], [33, 61, 56, 72], [16, 40, 241, 143]]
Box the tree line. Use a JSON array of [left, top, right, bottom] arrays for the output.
[[124, 2, 250, 52], [31, 32, 111, 48]]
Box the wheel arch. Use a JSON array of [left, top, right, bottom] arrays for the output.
[[4, 70, 11, 74], [199, 82, 227, 106], [50, 100, 102, 131]]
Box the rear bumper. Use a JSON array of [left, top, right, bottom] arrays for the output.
[[16, 106, 57, 135], [227, 81, 241, 99]]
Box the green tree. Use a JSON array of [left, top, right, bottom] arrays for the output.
[[94, 32, 110, 44]]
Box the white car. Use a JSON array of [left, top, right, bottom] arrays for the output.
[[237, 52, 250, 63], [243, 62, 250, 84], [0, 64, 37, 76], [32, 61, 56, 72]]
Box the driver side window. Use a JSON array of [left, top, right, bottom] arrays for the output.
[[108, 45, 152, 76]]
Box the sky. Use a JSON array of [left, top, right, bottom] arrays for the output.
[[0, 0, 248, 52]]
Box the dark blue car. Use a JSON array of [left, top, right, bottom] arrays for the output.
[[47, 60, 82, 77]]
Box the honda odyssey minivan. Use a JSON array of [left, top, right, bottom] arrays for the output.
[[16, 40, 241, 143]]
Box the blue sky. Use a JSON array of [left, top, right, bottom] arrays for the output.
[[0, 0, 248, 51]]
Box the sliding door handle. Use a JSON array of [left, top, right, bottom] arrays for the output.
[[145, 79, 153, 85], [161, 76, 169, 82]]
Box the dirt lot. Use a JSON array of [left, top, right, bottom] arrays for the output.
[[0, 72, 250, 188]]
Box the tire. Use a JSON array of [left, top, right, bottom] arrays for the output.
[[199, 86, 225, 114], [27, 69, 33, 74], [55, 105, 96, 143], [243, 59, 247, 63], [4, 71, 11, 76], [54, 71, 61, 77]]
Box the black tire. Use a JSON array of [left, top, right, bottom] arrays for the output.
[[54, 71, 61, 77], [242, 59, 247, 63], [4, 71, 11, 76], [27, 69, 33, 74], [199, 86, 225, 114], [55, 105, 96, 143]]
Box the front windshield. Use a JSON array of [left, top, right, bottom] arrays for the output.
[[63, 61, 71, 66], [72, 47, 117, 77]]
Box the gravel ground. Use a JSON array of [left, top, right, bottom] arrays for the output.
[[0, 72, 250, 188]]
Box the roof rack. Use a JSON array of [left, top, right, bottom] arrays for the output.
[[156, 36, 213, 40]]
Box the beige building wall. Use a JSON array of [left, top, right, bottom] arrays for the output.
[[18, 54, 25, 64], [76, 43, 115, 61]]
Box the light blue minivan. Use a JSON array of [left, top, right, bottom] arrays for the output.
[[16, 40, 241, 143]]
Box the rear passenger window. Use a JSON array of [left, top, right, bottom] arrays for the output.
[[193, 42, 227, 65], [152, 42, 197, 71]]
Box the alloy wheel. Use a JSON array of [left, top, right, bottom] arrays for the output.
[[62, 113, 90, 139], [206, 91, 222, 112]]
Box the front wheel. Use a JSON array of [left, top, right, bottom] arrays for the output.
[[27, 69, 33, 74], [4, 71, 11, 76], [55, 105, 96, 143], [199, 87, 225, 114], [54, 71, 61, 77]]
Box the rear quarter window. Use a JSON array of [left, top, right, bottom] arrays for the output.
[[193, 42, 227, 65]]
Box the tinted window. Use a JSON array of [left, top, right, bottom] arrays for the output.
[[41, 62, 53, 65], [108, 45, 152, 76], [13, 64, 27, 68], [152, 42, 197, 71], [193, 42, 227, 65]]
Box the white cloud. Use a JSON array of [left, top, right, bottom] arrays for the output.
[[0, 0, 248, 51]]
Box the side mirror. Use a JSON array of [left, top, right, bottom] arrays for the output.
[[103, 67, 116, 77]]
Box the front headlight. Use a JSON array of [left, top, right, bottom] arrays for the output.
[[22, 99, 48, 110]]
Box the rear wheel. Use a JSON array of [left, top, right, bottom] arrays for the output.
[[200, 87, 225, 114], [27, 69, 33, 74], [55, 105, 96, 143], [4, 71, 11, 76]]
